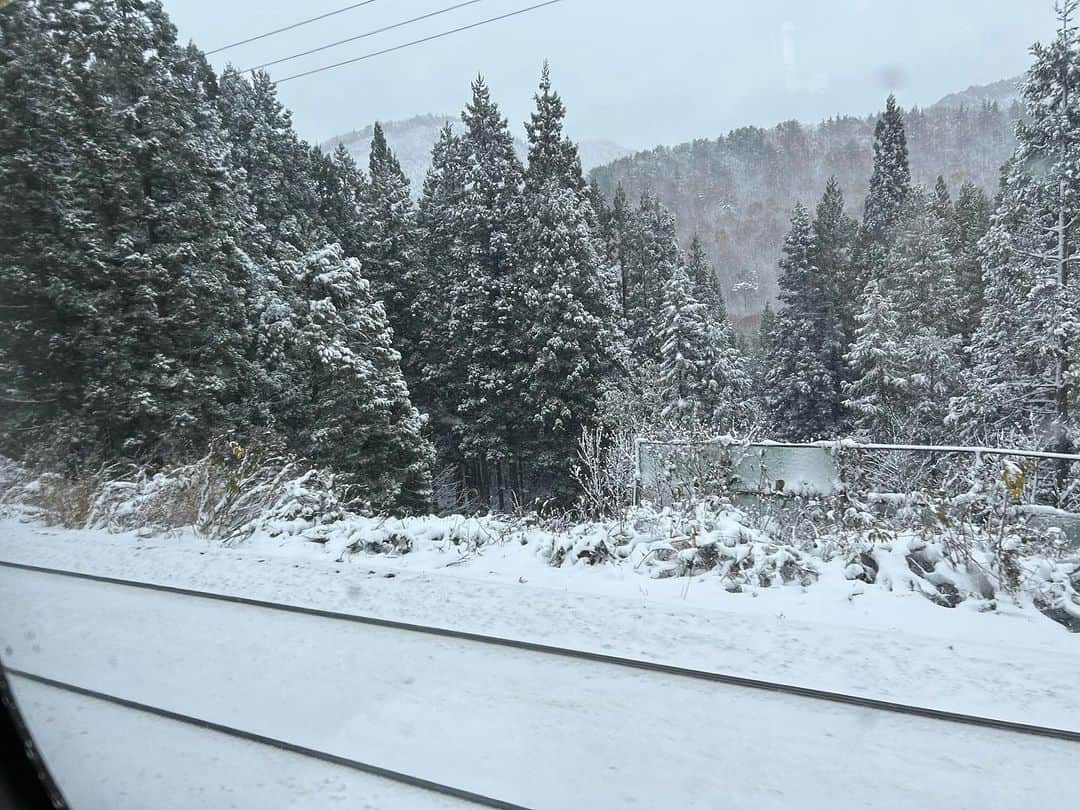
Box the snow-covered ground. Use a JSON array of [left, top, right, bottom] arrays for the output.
[[10, 676, 468, 810], [1, 516, 1078, 808]]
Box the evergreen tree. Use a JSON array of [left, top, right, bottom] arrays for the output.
[[811, 178, 859, 428], [264, 244, 433, 511], [764, 203, 838, 440], [950, 1, 1080, 464], [881, 190, 963, 438], [0, 0, 102, 454], [312, 143, 367, 260], [515, 65, 623, 492], [362, 122, 421, 364], [862, 94, 912, 243], [216, 69, 322, 256], [951, 182, 992, 346], [857, 94, 913, 289], [687, 234, 728, 324], [624, 192, 680, 362], [608, 183, 633, 317], [753, 302, 778, 414], [843, 280, 908, 434], [658, 266, 748, 429], [41, 0, 256, 460], [441, 76, 527, 504], [413, 124, 466, 424]]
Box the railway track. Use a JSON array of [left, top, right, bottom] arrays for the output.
[[3, 557, 1079, 808], [3, 558, 1078, 744], [5, 666, 529, 810]]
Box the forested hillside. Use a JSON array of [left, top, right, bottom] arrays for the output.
[[591, 86, 1021, 313]]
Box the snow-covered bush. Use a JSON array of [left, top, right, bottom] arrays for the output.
[[0, 436, 348, 540]]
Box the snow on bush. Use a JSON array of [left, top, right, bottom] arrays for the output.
[[3, 450, 1078, 631], [0, 437, 346, 540]]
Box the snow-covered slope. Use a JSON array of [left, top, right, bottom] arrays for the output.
[[321, 113, 631, 195], [929, 75, 1023, 111]]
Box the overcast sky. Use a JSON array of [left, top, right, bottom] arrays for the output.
[[168, 0, 1053, 150]]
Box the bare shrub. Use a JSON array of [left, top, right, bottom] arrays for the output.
[[571, 426, 636, 519]]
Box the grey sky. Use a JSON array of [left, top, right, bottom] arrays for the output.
[[168, 0, 1053, 150]]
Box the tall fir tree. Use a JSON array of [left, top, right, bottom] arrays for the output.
[[862, 94, 912, 244], [413, 124, 467, 426], [0, 0, 102, 454], [442, 76, 527, 505], [67, 0, 256, 460], [687, 234, 728, 324], [265, 244, 433, 511], [843, 279, 908, 434], [811, 177, 859, 430], [951, 182, 992, 347], [658, 265, 749, 429], [361, 122, 422, 368], [950, 0, 1080, 467], [515, 64, 623, 494], [764, 203, 838, 440], [878, 189, 964, 438], [624, 192, 680, 362]]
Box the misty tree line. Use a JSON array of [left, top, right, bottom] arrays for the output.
[[761, 2, 1079, 475], [1, 0, 1077, 513], [591, 91, 1019, 315]]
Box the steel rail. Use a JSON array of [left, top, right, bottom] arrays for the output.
[[5, 666, 531, 810], [3, 558, 1079, 744]]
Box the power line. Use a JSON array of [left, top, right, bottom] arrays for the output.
[[206, 0, 384, 55], [246, 0, 487, 73], [274, 0, 564, 85]]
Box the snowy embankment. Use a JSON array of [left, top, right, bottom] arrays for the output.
[[2, 504, 1078, 732]]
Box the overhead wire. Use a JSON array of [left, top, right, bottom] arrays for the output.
[[206, 0, 384, 55], [272, 0, 564, 85], [244, 0, 487, 73]]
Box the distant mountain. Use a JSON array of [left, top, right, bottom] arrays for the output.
[[930, 76, 1022, 111], [322, 114, 457, 195], [321, 113, 631, 195], [590, 82, 1023, 317]]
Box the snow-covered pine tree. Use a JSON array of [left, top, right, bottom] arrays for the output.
[[950, 0, 1080, 467], [267, 244, 433, 511], [515, 64, 624, 495], [811, 178, 859, 431], [658, 265, 747, 429], [361, 122, 422, 368], [752, 302, 777, 417], [413, 123, 466, 428], [687, 234, 727, 324], [881, 188, 964, 438], [856, 94, 913, 289], [624, 192, 681, 363], [0, 0, 103, 454], [311, 142, 368, 260], [216, 58, 433, 508], [441, 76, 527, 506], [862, 94, 912, 244], [606, 183, 633, 318], [843, 279, 908, 435], [951, 182, 992, 347], [216, 69, 324, 256], [64, 1, 255, 460], [764, 203, 838, 440]]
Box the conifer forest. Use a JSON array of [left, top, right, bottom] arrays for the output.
[[1, 0, 1077, 515]]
